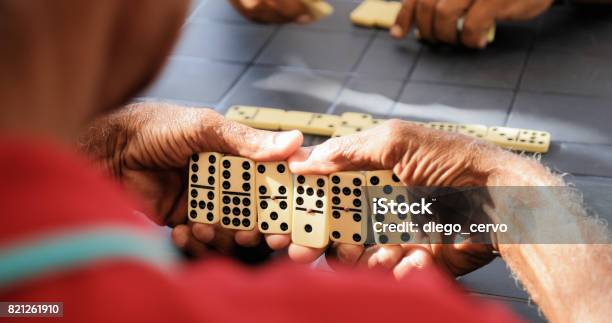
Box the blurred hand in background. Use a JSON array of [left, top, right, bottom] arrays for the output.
[[229, 0, 315, 23]]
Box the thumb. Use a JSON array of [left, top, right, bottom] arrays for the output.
[[288, 124, 401, 174], [213, 118, 303, 161]]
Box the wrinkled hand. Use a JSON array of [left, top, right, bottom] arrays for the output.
[[80, 102, 303, 256], [229, 0, 314, 24], [287, 120, 500, 278], [391, 0, 554, 48]]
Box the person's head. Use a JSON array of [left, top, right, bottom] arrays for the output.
[[0, 0, 189, 139]]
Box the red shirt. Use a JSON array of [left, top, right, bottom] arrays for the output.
[[0, 138, 521, 322]]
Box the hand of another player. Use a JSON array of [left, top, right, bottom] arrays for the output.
[[391, 0, 554, 48], [80, 102, 303, 256], [228, 0, 315, 24], [287, 119, 499, 277]]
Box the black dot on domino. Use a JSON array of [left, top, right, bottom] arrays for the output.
[[279, 201, 287, 209], [242, 183, 251, 191], [270, 212, 278, 220], [259, 186, 267, 194], [401, 233, 411, 242], [379, 234, 389, 244], [277, 164, 286, 173], [207, 203, 214, 211], [332, 186, 340, 194], [353, 178, 362, 186], [297, 175, 305, 184], [243, 198, 251, 206], [243, 208, 251, 217], [223, 206, 231, 214], [208, 155, 216, 163], [353, 234, 361, 242], [223, 196, 230, 204], [222, 217, 231, 225], [260, 200, 268, 209], [232, 207, 240, 216], [317, 178, 325, 187], [317, 189, 325, 197], [375, 214, 385, 222], [232, 218, 240, 227], [191, 189, 198, 198], [208, 166, 215, 174], [315, 200, 323, 208], [208, 176, 215, 185], [332, 231, 341, 239], [304, 224, 312, 233], [207, 191, 214, 200], [296, 197, 304, 205], [242, 172, 250, 181], [396, 195, 406, 203], [332, 196, 340, 205], [223, 181, 230, 190], [223, 171, 231, 179], [199, 201, 206, 209], [353, 189, 362, 197], [306, 188, 314, 196], [297, 186, 304, 194], [261, 222, 269, 230], [383, 185, 393, 194], [353, 199, 361, 207], [189, 210, 197, 219], [331, 176, 340, 184], [223, 160, 231, 168], [353, 213, 361, 222], [242, 218, 251, 227], [206, 213, 214, 221], [232, 196, 240, 205], [191, 154, 199, 162], [191, 164, 199, 172], [332, 210, 340, 219], [280, 223, 288, 231], [279, 186, 287, 195], [370, 176, 380, 185], [257, 165, 266, 174], [190, 200, 197, 208], [242, 161, 251, 170], [342, 187, 351, 196]]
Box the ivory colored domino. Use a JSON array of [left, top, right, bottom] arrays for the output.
[[457, 124, 488, 139], [188, 152, 222, 224], [366, 170, 412, 245], [225, 105, 284, 130], [332, 125, 363, 137], [329, 172, 367, 245], [483, 126, 521, 149], [340, 112, 374, 128], [219, 156, 257, 230], [350, 0, 402, 29], [301, 0, 334, 20], [291, 175, 331, 248], [427, 122, 458, 133], [255, 161, 293, 234], [514, 129, 551, 153], [280, 111, 341, 136]]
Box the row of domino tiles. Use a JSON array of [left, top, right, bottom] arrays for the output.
[[225, 106, 551, 153], [188, 152, 411, 248]]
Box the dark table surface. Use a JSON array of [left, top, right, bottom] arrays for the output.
[[142, 1, 612, 321]]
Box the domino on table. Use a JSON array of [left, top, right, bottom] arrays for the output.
[[514, 129, 551, 153], [188, 152, 222, 224], [457, 124, 488, 139], [225, 105, 285, 130], [483, 126, 521, 150], [280, 111, 341, 136], [255, 161, 293, 234], [220, 156, 257, 230], [301, 0, 334, 20], [366, 170, 411, 245], [427, 122, 458, 133], [329, 172, 368, 245], [350, 0, 402, 29], [292, 175, 331, 248]]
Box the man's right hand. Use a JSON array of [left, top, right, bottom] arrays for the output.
[[287, 120, 504, 277]]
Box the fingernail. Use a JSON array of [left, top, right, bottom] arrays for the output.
[[390, 25, 402, 37], [407, 250, 426, 268]]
